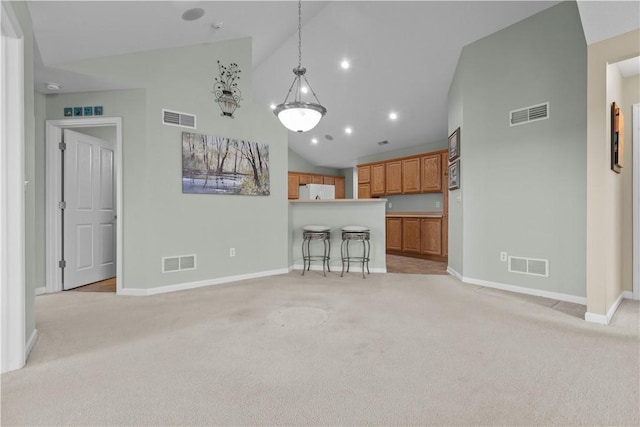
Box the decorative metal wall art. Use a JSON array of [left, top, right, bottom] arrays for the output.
[[212, 60, 241, 118]]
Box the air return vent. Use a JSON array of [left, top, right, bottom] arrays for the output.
[[162, 254, 197, 273], [508, 256, 549, 277], [162, 109, 196, 129], [509, 102, 549, 127]]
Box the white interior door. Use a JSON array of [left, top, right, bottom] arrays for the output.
[[63, 129, 116, 290]]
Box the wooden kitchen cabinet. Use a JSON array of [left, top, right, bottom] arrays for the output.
[[386, 217, 403, 251], [323, 176, 335, 185], [402, 218, 421, 253], [402, 157, 421, 194], [386, 160, 402, 194], [358, 183, 371, 199], [358, 165, 371, 183], [335, 176, 345, 199], [371, 163, 386, 195], [421, 218, 442, 255], [312, 175, 324, 184], [299, 174, 312, 185], [288, 173, 300, 199], [421, 154, 441, 192]]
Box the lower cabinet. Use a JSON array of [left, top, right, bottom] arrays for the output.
[[386, 215, 444, 258], [386, 217, 403, 251]]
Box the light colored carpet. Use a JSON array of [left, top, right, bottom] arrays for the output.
[[2, 271, 638, 426]]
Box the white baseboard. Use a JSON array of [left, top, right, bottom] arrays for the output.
[[446, 266, 462, 281], [445, 269, 586, 305], [585, 291, 633, 325], [118, 268, 290, 296], [292, 264, 386, 274], [25, 329, 38, 359], [34, 286, 46, 296]]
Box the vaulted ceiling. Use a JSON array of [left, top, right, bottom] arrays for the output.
[[27, 1, 640, 168]]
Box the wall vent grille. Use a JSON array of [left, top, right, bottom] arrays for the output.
[[508, 256, 549, 277], [162, 254, 197, 273], [162, 109, 196, 129], [509, 102, 549, 126]]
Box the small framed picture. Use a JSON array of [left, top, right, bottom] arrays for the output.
[[448, 127, 460, 162], [64, 107, 72, 117], [73, 107, 83, 117], [448, 159, 460, 190], [94, 106, 103, 116], [84, 106, 93, 116]]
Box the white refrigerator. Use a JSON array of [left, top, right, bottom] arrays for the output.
[[298, 184, 335, 200]]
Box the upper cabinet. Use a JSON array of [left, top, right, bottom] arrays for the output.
[[288, 171, 345, 200], [371, 163, 386, 195], [421, 153, 441, 192], [357, 149, 446, 197], [402, 157, 421, 193], [386, 161, 402, 194]]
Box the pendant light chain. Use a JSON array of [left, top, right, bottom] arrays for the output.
[[298, 0, 302, 68]]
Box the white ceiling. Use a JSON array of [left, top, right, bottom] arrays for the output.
[[27, 1, 640, 169]]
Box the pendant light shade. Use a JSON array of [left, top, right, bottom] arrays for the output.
[[274, 1, 326, 132]]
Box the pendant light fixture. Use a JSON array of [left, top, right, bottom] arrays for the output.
[[274, 0, 326, 133]]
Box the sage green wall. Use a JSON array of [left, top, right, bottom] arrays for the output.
[[34, 92, 46, 293], [10, 1, 36, 347], [448, 1, 587, 297], [49, 38, 288, 290], [288, 148, 341, 176]]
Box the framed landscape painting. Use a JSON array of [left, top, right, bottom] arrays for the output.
[[448, 159, 460, 190], [448, 127, 460, 162], [182, 132, 270, 196]]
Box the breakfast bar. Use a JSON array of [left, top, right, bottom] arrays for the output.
[[288, 199, 387, 273]]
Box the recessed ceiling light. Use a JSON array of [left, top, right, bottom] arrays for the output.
[[311, 138, 318, 144], [270, 103, 276, 110], [300, 86, 308, 94], [345, 127, 352, 134], [341, 60, 350, 70], [182, 8, 205, 21], [389, 112, 398, 120], [45, 82, 62, 90]]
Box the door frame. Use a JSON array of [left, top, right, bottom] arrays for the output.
[[633, 104, 639, 300], [45, 118, 123, 294], [1, 0, 26, 373]]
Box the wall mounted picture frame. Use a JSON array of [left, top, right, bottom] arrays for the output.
[[611, 102, 624, 173], [94, 106, 103, 116], [448, 159, 460, 190], [83, 106, 93, 116], [64, 107, 72, 117], [182, 132, 270, 196], [448, 127, 460, 162], [73, 107, 83, 117]]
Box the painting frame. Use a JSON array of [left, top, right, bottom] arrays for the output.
[[182, 131, 270, 196], [448, 127, 460, 162], [448, 159, 460, 191], [611, 102, 624, 173]]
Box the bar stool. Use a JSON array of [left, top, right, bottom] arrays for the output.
[[340, 226, 371, 279], [301, 225, 331, 276]]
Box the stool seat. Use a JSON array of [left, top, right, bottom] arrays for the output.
[[342, 225, 370, 233], [303, 225, 330, 232]]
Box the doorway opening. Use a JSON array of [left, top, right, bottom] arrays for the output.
[[45, 118, 123, 294]]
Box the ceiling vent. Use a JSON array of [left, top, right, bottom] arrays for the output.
[[162, 109, 196, 129], [508, 256, 549, 277], [509, 102, 549, 127]]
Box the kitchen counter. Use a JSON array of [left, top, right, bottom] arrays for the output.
[[386, 211, 443, 218], [288, 198, 387, 273]]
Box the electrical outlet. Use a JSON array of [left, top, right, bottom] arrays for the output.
[[229, 248, 236, 257], [388, 202, 392, 209], [500, 252, 507, 262], [436, 201, 441, 208]]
